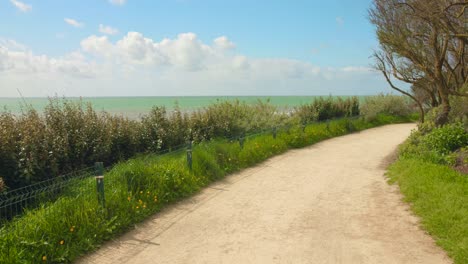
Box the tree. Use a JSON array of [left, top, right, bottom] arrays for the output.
[[369, 0, 467, 125]]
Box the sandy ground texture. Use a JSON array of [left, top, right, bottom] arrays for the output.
[[77, 124, 452, 264]]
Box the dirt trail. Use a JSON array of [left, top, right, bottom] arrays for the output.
[[78, 124, 451, 264]]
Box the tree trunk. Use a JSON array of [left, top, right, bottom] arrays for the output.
[[416, 99, 425, 123], [429, 91, 439, 107], [435, 92, 451, 126]]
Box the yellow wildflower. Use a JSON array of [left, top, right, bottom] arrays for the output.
[[70, 226, 75, 232], [42, 255, 47, 261], [59, 240, 65, 245]]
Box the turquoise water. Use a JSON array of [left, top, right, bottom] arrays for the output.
[[0, 96, 365, 118]]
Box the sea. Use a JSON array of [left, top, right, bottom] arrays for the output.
[[0, 96, 365, 119]]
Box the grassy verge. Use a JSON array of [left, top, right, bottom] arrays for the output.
[[0, 115, 413, 263], [386, 121, 467, 264], [387, 159, 467, 264]]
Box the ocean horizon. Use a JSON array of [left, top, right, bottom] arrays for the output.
[[1, 95, 368, 118]]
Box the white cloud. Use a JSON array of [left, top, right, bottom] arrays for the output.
[[213, 36, 236, 50], [0, 39, 28, 51], [64, 18, 84, 28], [0, 40, 96, 78], [109, 0, 126, 6], [99, 24, 119, 35], [10, 0, 32, 12], [336, 17, 344, 26], [80, 35, 115, 58], [81, 32, 221, 70], [0, 34, 393, 97], [341, 66, 373, 73]]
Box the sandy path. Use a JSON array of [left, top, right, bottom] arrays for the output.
[[77, 124, 451, 264]]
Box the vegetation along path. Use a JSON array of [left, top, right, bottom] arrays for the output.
[[78, 124, 451, 264]]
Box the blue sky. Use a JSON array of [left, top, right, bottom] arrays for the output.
[[0, 0, 396, 97]]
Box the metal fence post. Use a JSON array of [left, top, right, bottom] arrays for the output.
[[272, 127, 277, 139], [186, 141, 193, 171], [346, 119, 353, 132], [239, 135, 245, 149], [94, 162, 105, 208]]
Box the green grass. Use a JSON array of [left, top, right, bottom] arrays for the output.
[[0, 115, 413, 263], [387, 159, 468, 264]]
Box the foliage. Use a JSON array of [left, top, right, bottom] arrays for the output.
[[401, 123, 468, 165], [391, 116, 468, 263], [0, 97, 367, 190], [448, 95, 468, 128], [360, 94, 412, 121], [369, 0, 467, 125], [422, 123, 468, 155], [294, 96, 360, 124], [0, 115, 411, 263]]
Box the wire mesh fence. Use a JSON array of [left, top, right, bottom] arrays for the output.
[[0, 115, 361, 227], [0, 167, 95, 224]]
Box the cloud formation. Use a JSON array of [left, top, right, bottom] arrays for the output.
[[10, 0, 32, 12], [64, 18, 84, 28], [81, 32, 230, 70], [0, 40, 95, 78], [99, 24, 119, 35], [0, 33, 385, 97]]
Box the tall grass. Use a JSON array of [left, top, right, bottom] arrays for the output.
[[294, 96, 360, 123], [0, 114, 413, 263], [0, 97, 364, 190]]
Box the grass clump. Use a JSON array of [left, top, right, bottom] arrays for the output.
[[0, 114, 411, 263]]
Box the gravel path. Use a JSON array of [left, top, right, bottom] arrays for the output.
[[77, 124, 451, 264]]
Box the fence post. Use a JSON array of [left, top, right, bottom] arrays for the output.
[[347, 118, 354, 132], [94, 162, 105, 208], [239, 134, 245, 149], [272, 127, 277, 139], [186, 141, 193, 171], [326, 120, 330, 130]]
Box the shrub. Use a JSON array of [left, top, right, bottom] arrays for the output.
[[400, 122, 468, 165], [449, 95, 468, 128], [294, 96, 360, 124], [422, 123, 468, 155], [360, 94, 412, 121]]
